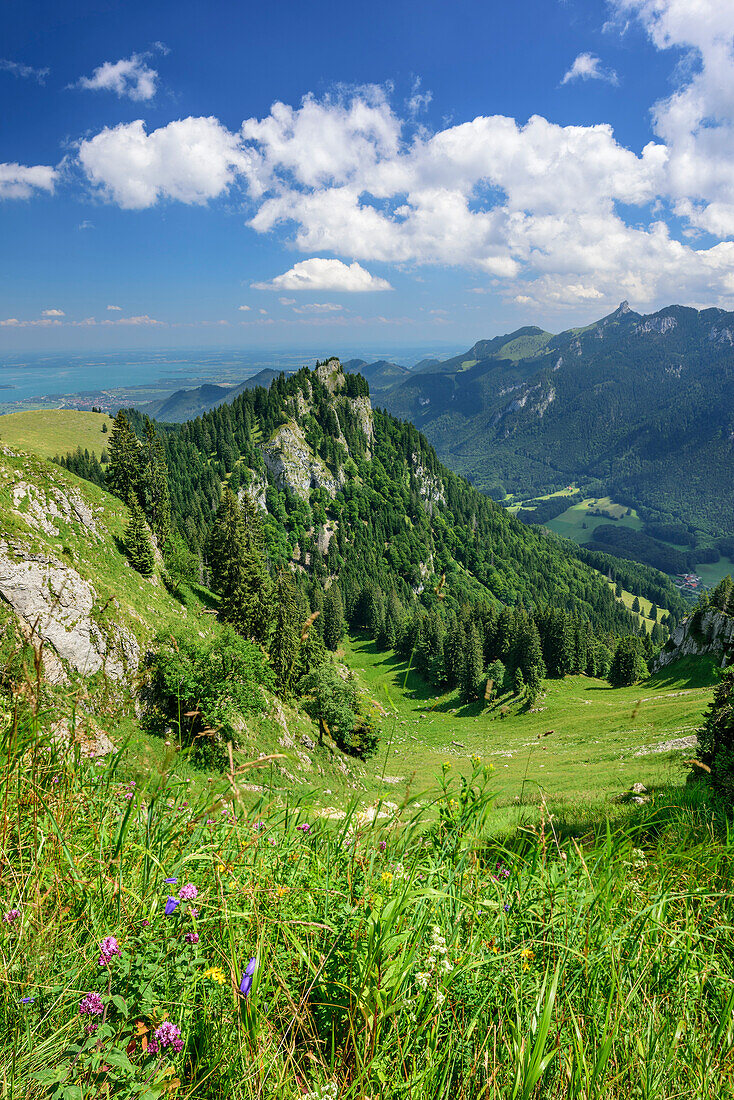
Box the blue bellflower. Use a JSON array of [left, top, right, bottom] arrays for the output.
[[239, 957, 257, 998]]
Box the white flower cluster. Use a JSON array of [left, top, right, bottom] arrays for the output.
[[624, 848, 647, 871], [302, 1083, 338, 1100], [415, 925, 453, 1005]]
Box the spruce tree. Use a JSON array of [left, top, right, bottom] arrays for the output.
[[124, 501, 155, 576], [323, 584, 345, 651], [143, 421, 171, 545], [207, 489, 272, 644], [608, 636, 648, 687], [460, 623, 484, 704], [107, 411, 142, 505], [632, 596, 641, 614]]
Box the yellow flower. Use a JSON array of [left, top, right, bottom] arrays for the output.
[[217, 864, 226, 873], [520, 947, 535, 970], [381, 871, 393, 886], [277, 886, 289, 898], [203, 966, 226, 985]]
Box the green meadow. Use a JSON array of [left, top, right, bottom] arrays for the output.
[[345, 634, 717, 823]]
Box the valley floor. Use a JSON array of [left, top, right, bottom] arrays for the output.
[[345, 634, 716, 826]]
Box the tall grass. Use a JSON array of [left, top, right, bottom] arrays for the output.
[[2, 696, 734, 1098]]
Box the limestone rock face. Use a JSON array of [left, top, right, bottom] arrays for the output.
[[349, 395, 374, 451], [315, 358, 345, 395], [653, 608, 734, 670], [239, 471, 268, 512], [0, 544, 139, 679], [262, 421, 340, 501], [11, 481, 100, 538]]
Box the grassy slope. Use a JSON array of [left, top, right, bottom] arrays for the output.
[[0, 443, 187, 643], [0, 409, 111, 461], [345, 633, 716, 823], [544, 495, 643, 542]]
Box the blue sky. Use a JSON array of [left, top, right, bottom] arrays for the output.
[[2, 0, 734, 350]]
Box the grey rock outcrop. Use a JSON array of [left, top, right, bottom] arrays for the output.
[[262, 421, 341, 501], [0, 544, 139, 679], [652, 608, 734, 670]]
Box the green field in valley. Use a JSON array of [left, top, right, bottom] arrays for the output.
[[0, 409, 111, 461], [344, 633, 717, 829], [544, 495, 643, 542]]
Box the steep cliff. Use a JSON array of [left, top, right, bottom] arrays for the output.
[[653, 608, 734, 670]]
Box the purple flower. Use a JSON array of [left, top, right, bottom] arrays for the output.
[[141, 919, 150, 927], [124, 793, 134, 800], [164, 878, 178, 885], [147, 1038, 159, 1055], [184, 932, 199, 944], [239, 956, 257, 998], [189, 908, 199, 919], [3, 908, 20, 924], [79, 991, 104, 1017], [20, 997, 34, 1004], [379, 840, 387, 851], [155, 1021, 182, 1049], [165, 896, 180, 916], [86, 1022, 99, 1034], [296, 823, 310, 832], [98, 936, 121, 967], [178, 883, 197, 901], [504, 903, 511, 912], [172, 1038, 184, 1053]]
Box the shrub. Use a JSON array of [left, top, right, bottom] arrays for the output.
[[298, 662, 379, 758], [147, 625, 273, 762]]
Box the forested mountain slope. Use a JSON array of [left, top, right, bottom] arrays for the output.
[[126, 357, 685, 633], [382, 302, 734, 539]]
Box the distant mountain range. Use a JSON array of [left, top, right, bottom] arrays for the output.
[[141, 369, 286, 422], [381, 302, 734, 542]]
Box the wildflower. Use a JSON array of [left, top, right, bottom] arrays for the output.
[[519, 947, 535, 970], [141, 919, 151, 927], [155, 1021, 182, 1049], [189, 908, 199, 919], [164, 878, 178, 885], [3, 908, 20, 924], [379, 840, 387, 851], [165, 896, 180, 916], [185, 932, 199, 944], [239, 956, 257, 998], [179, 883, 198, 901], [79, 991, 104, 1016], [504, 903, 510, 912], [124, 793, 134, 800], [381, 871, 393, 886], [147, 1039, 159, 1054], [98, 936, 121, 966], [203, 966, 226, 984], [297, 822, 311, 832], [86, 1023, 98, 1034], [19, 997, 34, 1004]]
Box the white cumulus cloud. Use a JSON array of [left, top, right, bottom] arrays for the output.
[[41, 308, 64, 317], [79, 117, 252, 209], [562, 53, 618, 85], [76, 53, 158, 101], [252, 258, 392, 292], [106, 304, 122, 310], [0, 162, 56, 200]]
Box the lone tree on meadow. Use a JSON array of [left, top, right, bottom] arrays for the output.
[[608, 636, 648, 687]]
